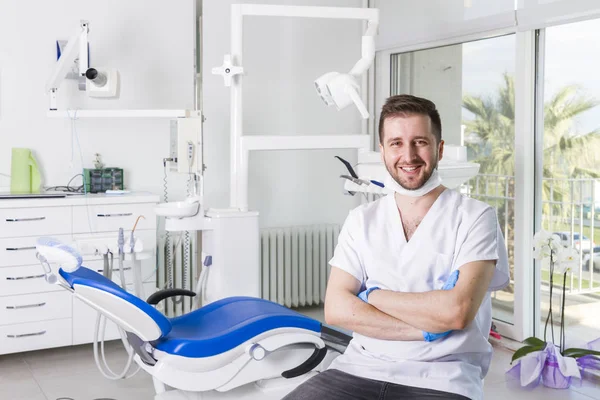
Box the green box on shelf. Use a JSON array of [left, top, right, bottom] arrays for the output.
[[83, 168, 124, 193]]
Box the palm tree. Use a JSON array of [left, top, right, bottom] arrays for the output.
[[463, 74, 600, 180], [462, 74, 600, 290], [464, 74, 600, 215]]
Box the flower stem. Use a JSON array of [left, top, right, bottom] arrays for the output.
[[560, 271, 567, 353], [544, 252, 555, 344]]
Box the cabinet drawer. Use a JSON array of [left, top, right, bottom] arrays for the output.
[[0, 264, 62, 295], [0, 207, 71, 238], [0, 291, 72, 325], [0, 318, 72, 355], [72, 203, 157, 234], [0, 234, 72, 267]]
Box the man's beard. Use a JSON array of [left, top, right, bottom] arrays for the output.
[[385, 156, 438, 191]]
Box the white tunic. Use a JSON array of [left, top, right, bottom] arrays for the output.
[[328, 189, 510, 400]]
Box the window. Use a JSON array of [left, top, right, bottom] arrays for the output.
[[540, 19, 600, 344], [389, 34, 517, 324]]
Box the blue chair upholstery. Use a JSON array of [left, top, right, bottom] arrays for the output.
[[156, 297, 321, 358], [60, 267, 322, 358]]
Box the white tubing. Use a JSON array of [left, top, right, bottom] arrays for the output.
[[91, 254, 142, 380], [93, 312, 140, 380]]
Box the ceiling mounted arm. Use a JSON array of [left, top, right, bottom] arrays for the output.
[[349, 20, 378, 77]]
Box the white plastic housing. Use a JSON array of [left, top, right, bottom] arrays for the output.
[[201, 209, 260, 304], [86, 68, 119, 97]]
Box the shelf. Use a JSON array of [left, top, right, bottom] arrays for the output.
[[47, 109, 200, 119]]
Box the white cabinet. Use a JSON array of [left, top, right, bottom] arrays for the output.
[[0, 194, 159, 355], [0, 206, 72, 239]]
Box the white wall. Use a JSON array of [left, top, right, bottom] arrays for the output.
[[0, 0, 196, 198], [202, 0, 366, 228], [374, 0, 515, 50]]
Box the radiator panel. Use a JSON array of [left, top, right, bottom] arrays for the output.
[[260, 224, 340, 308]]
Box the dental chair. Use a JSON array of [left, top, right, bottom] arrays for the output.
[[35, 238, 350, 400]]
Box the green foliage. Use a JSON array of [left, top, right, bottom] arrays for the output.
[[462, 74, 600, 181], [511, 340, 600, 364], [522, 336, 546, 347], [562, 348, 600, 358], [511, 341, 546, 364]]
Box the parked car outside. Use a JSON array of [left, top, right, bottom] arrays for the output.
[[582, 246, 600, 273], [553, 231, 596, 252]]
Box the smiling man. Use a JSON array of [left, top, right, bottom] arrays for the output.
[[284, 95, 510, 400]]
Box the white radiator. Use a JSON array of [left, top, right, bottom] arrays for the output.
[[260, 224, 340, 308]]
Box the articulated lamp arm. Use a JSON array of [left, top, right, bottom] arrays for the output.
[[45, 21, 89, 110], [348, 20, 378, 77]]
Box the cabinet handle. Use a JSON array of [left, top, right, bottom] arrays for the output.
[[7, 330, 46, 339], [5, 217, 46, 222], [6, 302, 46, 310], [96, 267, 131, 273], [97, 213, 132, 218], [5, 246, 36, 251], [6, 274, 45, 281]]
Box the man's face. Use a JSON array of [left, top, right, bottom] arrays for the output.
[[379, 114, 444, 191]]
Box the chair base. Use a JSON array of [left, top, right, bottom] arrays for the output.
[[155, 373, 317, 400]]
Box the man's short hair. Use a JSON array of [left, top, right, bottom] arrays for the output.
[[378, 94, 442, 144]]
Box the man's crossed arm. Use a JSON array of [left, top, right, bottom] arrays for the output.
[[324, 260, 496, 341]]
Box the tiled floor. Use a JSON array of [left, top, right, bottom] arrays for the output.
[[0, 308, 598, 400]]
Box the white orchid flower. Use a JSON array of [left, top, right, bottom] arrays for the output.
[[533, 229, 555, 261], [556, 248, 579, 274], [550, 234, 563, 253], [534, 230, 553, 245], [533, 246, 551, 262]]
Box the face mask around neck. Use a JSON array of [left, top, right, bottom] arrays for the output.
[[383, 168, 442, 197]]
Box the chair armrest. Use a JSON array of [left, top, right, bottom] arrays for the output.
[[147, 289, 196, 305]]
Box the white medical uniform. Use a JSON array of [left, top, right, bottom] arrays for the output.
[[327, 189, 510, 400]]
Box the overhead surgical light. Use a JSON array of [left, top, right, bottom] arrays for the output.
[[314, 19, 377, 119], [314, 72, 368, 119], [213, 4, 380, 211], [213, 5, 379, 121]]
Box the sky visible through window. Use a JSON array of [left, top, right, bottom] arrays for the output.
[[462, 19, 600, 137]]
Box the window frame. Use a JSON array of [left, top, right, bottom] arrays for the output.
[[371, 27, 538, 341]]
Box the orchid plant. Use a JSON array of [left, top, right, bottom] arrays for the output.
[[508, 229, 600, 389]]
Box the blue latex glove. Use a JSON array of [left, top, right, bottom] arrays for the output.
[[423, 330, 452, 342], [357, 286, 380, 303], [441, 269, 460, 290], [423, 270, 460, 342]]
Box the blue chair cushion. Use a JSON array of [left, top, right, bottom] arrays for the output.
[[59, 266, 172, 337], [153, 296, 321, 358]]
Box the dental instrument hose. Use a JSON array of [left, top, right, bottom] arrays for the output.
[[92, 228, 140, 380], [174, 163, 194, 307], [163, 159, 174, 292]]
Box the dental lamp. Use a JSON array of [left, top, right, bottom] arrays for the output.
[[213, 4, 380, 212], [214, 5, 378, 120], [314, 18, 377, 119]]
